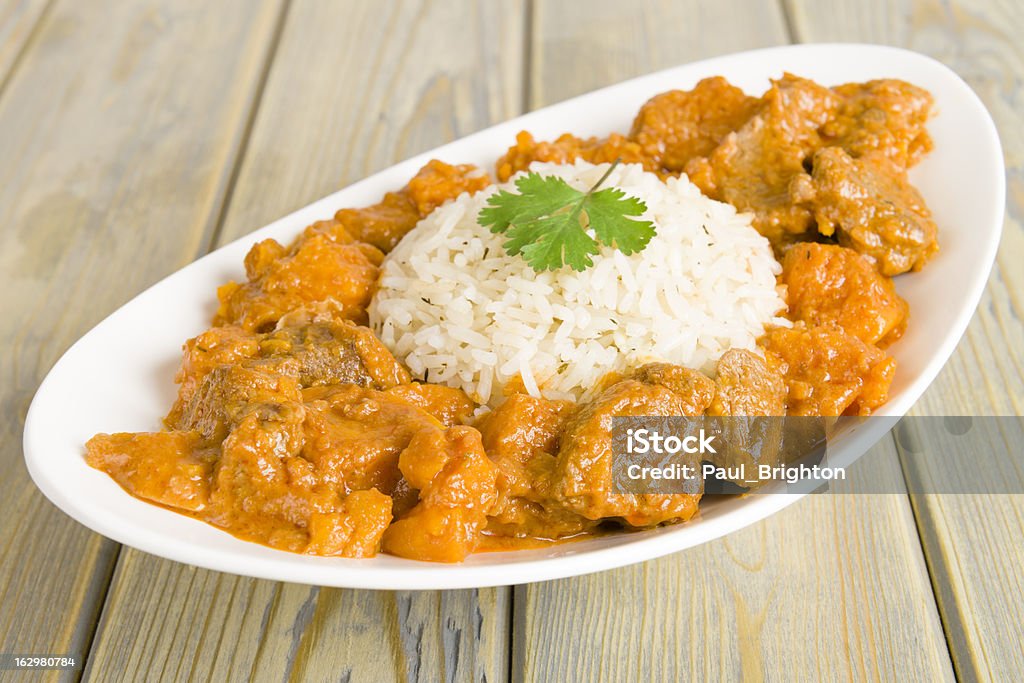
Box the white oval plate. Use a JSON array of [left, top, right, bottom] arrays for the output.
[[24, 44, 1003, 590]]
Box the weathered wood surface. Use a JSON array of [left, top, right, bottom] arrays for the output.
[[787, 0, 1024, 679], [0, 1, 285, 680], [82, 1, 523, 681], [2, 0, 1020, 680], [0, 0, 50, 93], [512, 2, 954, 681]]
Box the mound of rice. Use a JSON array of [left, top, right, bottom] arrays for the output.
[[369, 160, 788, 405]]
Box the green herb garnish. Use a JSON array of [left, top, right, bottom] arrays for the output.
[[478, 160, 656, 272]]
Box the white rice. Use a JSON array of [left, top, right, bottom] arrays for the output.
[[369, 160, 788, 405]]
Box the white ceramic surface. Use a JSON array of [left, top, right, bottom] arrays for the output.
[[24, 44, 1004, 590]]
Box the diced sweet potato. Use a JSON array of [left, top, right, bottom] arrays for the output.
[[782, 242, 909, 345]]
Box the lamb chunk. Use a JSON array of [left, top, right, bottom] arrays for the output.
[[554, 380, 702, 527], [305, 489, 393, 557], [496, 131, 658, 182], [207, 410, 325, 552], [169, 325, 261, 425], [631, 362, 716, 415], [215, 233, 383, 331], [791, 147, 938, 275], [85, 431, 214, 512], [761, 324, 896, 416], [323, 159, 491, 252], [476, 394, 596, 539], [173, 365, 303, 443], [168, 310, 410, 433], [300, 383, 443, 494], [708, 348, 787, 417], [782, 242, 909, 345], [382, 426, 499, 562], [685, 74, 840, 246], [265, 310, 411, 389], [630, 76, 760, 171], [824, 79, 934, 168]]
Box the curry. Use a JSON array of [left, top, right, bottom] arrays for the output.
[[87, 74, 933, 562]]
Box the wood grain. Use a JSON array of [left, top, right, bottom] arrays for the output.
[[0, 0, 286, 678], [515, 442, 953, 682], [0, 0, 51, 94], [83, 1, 524, 681], [785, 1, 1024, 678], [514, 1, 953, 680]]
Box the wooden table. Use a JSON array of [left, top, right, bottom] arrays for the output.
[[2, 1, 1021, 680]]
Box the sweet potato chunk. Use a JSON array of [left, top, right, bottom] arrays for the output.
[[782, 242, 908, 345], [382, 383, 476, 427], [325, 159, 490, 252], [496, 131, 658, 182], [630, 76, 760, 171], [305, 489, 393, 557], [761, 324, 896, 416], [382, 426, 499, 562], [215, 233, 383, 331], [300, 384, 443, 494]]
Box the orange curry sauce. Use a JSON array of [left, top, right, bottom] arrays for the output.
[[87, 74, 935, 562]]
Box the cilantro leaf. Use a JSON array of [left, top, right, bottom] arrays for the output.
[[477, 160, 657, 272], [585, 187, 656, 255]]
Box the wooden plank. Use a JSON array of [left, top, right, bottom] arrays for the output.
[[0, 0, 286, 676], [0, 0, 51, 93], [84, 1, 524, 681], [784, 0, 1024, 678], [515, 442, 953, 681], [515, 1, 954, 680], [526, 0, 790, 107]]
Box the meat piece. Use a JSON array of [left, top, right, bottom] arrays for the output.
[[300, 383, 444, 494], [171, 326, 262, 419], [697, 349, 790, 485], [215, 233, 383, 331], [630, 76, 760, 171], [761, 324, 896, 416], [631, 362, 716, 414], [85, 431, 214, 512], [173, 365, 303, 443], [495, 131, 658, 182], [554, 380, 702, 527], [266, 308, 411, 389], [709, 348, 787, 416], [824, 79, 934, 168], [324, 159, 491, 252], [382, 426, 499, 562], [477, 394, 596, 539], [685, 74, 841, 246], [782, 242, 909, 345], [168, 310, 410, 433], [305, 489, 393, 557], [199, 382, 449, 555], [791, 148, 938, 275], [207, 409, 333, 552]]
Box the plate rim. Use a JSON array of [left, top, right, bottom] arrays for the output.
[[23, 42, 1005, 590]]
